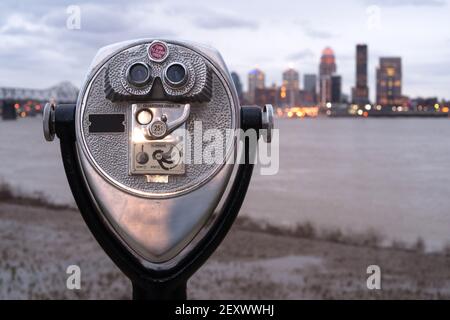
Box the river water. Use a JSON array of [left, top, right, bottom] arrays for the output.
[[1, 117, 449, 250]]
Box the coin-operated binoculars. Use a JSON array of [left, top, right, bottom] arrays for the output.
[[43, 39, 273, 300]]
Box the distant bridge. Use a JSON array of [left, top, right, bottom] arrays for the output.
[[0, 82, 79, 120], [0, 81, 79, 104]]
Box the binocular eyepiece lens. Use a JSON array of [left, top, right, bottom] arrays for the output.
[[127, 62, 151, 87], [165, 63, 188, 87]]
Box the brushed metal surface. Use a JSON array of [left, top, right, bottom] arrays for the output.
[[73, 39, 241, 265], [79, 55, 234, 196]]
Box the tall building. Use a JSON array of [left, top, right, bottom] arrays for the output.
[[376, 57, 402, 107], [304, 74, 317, 94], [254, 85, 278, 107], [247, 68, 265, 104], [231, 72, 243, 102], [282, 68, 300, 107], [319, 76, 332, 105], [282, 68, 300, 90], [319, 47, 337, 105], [319, 47, 337, 76], [300, 74, 317, 105], [331, 75, 342, 103], [352, 44, 369, 105], [298, 90, 316, 106]]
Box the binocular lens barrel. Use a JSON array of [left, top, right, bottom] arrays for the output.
[[127, 62, 151, 87], [164, 63, 188, 87]]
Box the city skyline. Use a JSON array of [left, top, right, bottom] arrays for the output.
[[240, 44, 447, 106], [1, 44, 444, 108]]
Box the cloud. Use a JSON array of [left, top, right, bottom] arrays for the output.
[[43, 6, 129, 34], [409, 60, 450, 77], [0, 2, 176, 87], [365, 0, 447, 6], [166, 6, 258, 30], [0, 14, 51, 34], [296, 20, 337, 39], [287, 49, 315, 61], [304, 28, 335, 39], [193, 14, 258, 30]]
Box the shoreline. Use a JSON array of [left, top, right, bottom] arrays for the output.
[[1, 200, 450, 299], [0, 180, 445, 255]]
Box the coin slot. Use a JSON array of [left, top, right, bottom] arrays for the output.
[[136, 109, 153, 125]]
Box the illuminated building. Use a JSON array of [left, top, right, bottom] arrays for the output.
[[352, 44, 369, 105], [303, 74, 317, 103], [282, 68, 300, 90], [279, 85, 287, 106], [376, 57, 402, 107], [410, 97, 439, 111], [331, 75, 342, 103], [299, 90, 316, 106], [319, 47, 337, 105], [319, 75, 331, 106], [282, 68, 300, 107], [254, 85, 278, 107], [320, 47, 337, 76], [247, 68, 265, 104]]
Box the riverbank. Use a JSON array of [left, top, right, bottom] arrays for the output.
[[1, 199, 450, 299]]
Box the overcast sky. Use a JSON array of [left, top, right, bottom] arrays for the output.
[[1, 0, 449, 100]]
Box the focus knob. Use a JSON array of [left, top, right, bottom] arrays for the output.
[[136, 152, 149, 164], [43, 102, 56, 141]]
